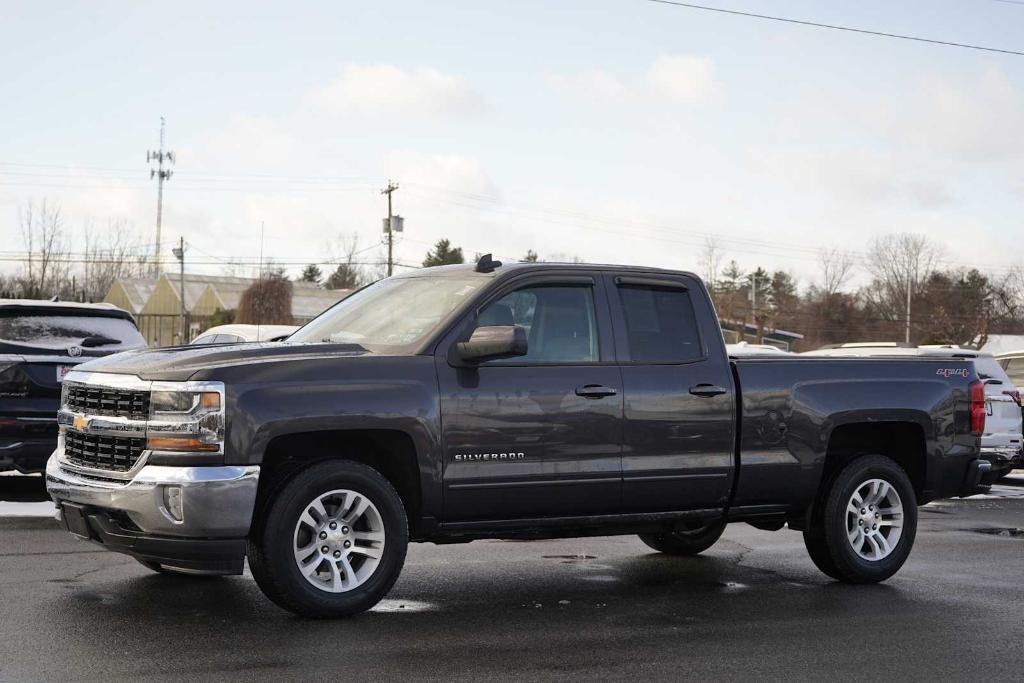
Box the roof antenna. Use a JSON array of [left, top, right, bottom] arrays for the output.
[[475, 253, 502, 273]]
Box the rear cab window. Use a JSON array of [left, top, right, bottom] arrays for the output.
[[0, 310, 145, 353]]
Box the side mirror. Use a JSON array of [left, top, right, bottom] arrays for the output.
[[455, 325, 528, 364]]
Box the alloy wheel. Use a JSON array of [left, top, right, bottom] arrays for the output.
[[292, 489, 386, 592], [845, 478, 904, 561]]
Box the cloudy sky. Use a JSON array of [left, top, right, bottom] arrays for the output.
[[1, 0, 1023, 287]]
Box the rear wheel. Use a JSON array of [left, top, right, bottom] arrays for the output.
[[806, 454, 917, 583], [248, 460, 408, 618], [639, 521, 726, 556]]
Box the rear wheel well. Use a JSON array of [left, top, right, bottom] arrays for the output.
[[807, 422, 926, 527], [254, 430, 422, 536]]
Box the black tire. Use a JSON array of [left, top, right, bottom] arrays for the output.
[[807, 454, 918, 584], [639, 521, 727, 556], [802, 529, 842, 580], [247, 459, 408, 618]]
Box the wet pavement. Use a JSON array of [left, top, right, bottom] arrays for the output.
[[1, 473, 1023, 681]]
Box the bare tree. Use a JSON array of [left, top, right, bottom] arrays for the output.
[[326, 234, 369, 290], [862, 233, 943, 342], [81, 219, 150, 301], [700, 237, 724, 289], [819, 248, 855, 297], [19, 199, 70, 299], [237, 277, 293, 324]]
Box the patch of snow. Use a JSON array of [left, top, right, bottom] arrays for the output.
[[0, 501, 56, 517]]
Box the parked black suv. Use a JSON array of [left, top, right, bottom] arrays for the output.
[[1, 300, 146, 473]]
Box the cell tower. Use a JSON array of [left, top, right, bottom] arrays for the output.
[[147, 117, 175, 276]]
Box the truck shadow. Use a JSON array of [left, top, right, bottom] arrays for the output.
[[38, 546, 952, 679]]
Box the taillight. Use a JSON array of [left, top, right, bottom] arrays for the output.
[[1005, 390, 1022, 408], [970, 381, 986, 435]]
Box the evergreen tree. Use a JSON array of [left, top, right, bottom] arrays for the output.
[[300, 264, 323, 284], [422, 239, 465, 267]]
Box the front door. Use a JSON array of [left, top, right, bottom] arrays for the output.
[[437, 273, 623, 522], [605, 273, 737, 513]]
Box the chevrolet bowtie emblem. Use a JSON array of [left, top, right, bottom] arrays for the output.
[[73, 415, 89, 431]]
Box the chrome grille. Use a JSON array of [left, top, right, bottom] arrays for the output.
[[65, 385, 150, 420], [64, 430, 146, 472]]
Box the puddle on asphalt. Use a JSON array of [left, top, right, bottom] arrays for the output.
[[971, 527, 1024, 538], [718, 581, 749, 592], [579, 574, 619, 583], [370, 599, 438, 613]]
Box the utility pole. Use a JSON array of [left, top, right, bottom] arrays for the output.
[[147, 117, 175, 277], [381, 181, 399, 276], [172, 237, 187, 344], [905, 272, 912, 345], [748, 273, 758, 342]]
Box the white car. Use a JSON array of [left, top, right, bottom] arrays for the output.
[[726, 342, 792, 356], [805, 344, 1023, 479], [190, 324, 298, 345]]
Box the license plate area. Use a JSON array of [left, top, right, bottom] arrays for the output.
[[61, 502, 92, 540]]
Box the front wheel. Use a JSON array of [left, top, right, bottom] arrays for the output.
[[639, 521, 726, 556], [806, 454, 918, 583], [247, 460, 409, 618]]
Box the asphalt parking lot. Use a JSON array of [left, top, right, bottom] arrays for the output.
[[1, 473, 1022, 682]]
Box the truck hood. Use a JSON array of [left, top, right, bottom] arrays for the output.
[[71, 342, 374, 382]]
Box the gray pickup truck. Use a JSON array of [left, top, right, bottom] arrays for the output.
[[46, 259, 991, 617]]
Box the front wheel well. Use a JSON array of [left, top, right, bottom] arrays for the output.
[[254, 429, 422, 536]]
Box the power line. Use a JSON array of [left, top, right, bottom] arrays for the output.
[[4, 161, 1022, 276], [643, 0, 1024, 56]]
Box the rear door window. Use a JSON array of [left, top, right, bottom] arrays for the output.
[[0, 313, 145, 352], [615, 284, 702, 362]]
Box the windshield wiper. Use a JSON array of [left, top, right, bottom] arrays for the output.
[[80, 336, 121, 347]]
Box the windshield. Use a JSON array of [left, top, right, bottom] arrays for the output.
[[289, 276, 488, 352], [0, 313, 146, 352]]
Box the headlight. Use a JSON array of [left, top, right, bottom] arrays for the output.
[[151, 390, 219, 414], [147, 384, 225, 453]]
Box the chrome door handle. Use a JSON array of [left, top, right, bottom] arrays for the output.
[[575, 384, 618, 399], [689, 384, 728, 398]]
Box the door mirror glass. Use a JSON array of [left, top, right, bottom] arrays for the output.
[[456, 325, 528, 363]]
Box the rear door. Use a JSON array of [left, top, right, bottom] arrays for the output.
[[605, 273, 737, 513]]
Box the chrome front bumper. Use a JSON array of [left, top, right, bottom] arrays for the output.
[[45, 449, 260, 538]]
